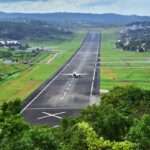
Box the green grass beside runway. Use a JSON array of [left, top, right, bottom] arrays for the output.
[[101, 28, 150, 90], [0, 32, 85, 104]]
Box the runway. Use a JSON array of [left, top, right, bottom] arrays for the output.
[[22, 32, 100, 126]]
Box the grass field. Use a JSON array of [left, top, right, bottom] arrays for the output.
[[0, 32, 85, 103], [101, 28, 150, 90]]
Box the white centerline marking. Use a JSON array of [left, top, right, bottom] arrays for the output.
[[90, 37, 100, 100]]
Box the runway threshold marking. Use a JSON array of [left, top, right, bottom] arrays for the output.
[[38, 112, 66, 120]]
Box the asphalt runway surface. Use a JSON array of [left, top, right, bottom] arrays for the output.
[[22, 32, 100, 126]]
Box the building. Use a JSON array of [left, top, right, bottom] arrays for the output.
[[0, 40, 21, 48]]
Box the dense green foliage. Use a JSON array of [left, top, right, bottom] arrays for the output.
[[0, 21, 72, 40], [0, 86, 150, 149], [128, 115, 150, 149], [0, 100, 59, 150]]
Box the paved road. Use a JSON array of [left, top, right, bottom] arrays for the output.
[[22, 32, 100, 126]]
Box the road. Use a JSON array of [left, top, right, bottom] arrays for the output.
[[22, 32, 100, 126]]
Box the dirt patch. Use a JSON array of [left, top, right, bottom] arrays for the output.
[[102, 68, 117, 80]]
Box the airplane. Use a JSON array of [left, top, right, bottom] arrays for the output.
[[62, 72, 88, 79]]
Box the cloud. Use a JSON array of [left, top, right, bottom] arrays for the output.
[[82, 0, 119, 7], [0, 0, 46, 2], [0, 0, 149, 16]]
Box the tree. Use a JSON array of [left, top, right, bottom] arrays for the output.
[[127, 114, 150, 150], [1, 99, 22, 116], [0, 115, 30, 150], [61, 121, 111, 150], [112, 141, 137, 150], [0, 99, 59, 150], [101, 86, 145, 109], [59, 122, 136, 150], [21, 127, 59, 150], [81, 104, 131, 141], [0, 115, 59, 150]]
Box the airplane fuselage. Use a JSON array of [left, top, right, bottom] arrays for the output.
[[73, 73, 80, 78]]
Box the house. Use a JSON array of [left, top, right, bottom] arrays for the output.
[[6, 40, 21, 47], [0, 40, 21, 48], [117, 22, 150, 52]]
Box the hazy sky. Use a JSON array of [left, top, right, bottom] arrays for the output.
[[0, 0, 149, 16]]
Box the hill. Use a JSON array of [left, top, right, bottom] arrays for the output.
[[0, 12, 150, 26], [0, 20, 72, 40]]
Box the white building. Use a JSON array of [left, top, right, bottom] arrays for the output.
[[0, 40, 21, 47]]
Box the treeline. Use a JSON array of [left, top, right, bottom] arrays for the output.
[[0, 86, 150, 150], [0, 21, 72, 41]]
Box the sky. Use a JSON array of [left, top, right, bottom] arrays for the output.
[[0, 0, 149, 16]]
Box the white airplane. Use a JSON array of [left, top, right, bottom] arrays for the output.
[[62, 72, 88, 79]]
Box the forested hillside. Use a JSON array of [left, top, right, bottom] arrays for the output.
[[0, 21, 72, 40]]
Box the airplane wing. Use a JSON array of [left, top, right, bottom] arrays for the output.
[[63, 73, 88, 76], [62, 73, 88, 78], [62, 73, 73, 76], [79, 73, 88, 76]]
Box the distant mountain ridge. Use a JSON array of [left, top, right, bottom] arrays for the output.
[[0, 12, 150, 26]]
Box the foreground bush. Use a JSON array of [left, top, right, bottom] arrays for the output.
[[59, 122, 136, 150], [0, 100, 59, 150], [128, 114, 150, 150]]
